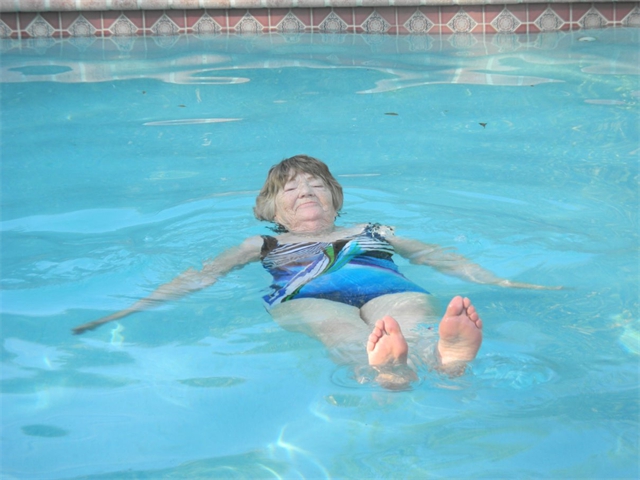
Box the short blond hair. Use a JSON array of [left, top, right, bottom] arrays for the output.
[[254, 155, 344, 223]]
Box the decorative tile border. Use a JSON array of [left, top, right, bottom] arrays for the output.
[[0, 3, 638, 37], [0, 0, 637, 13]]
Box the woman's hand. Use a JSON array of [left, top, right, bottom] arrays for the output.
[[71, 236, 263, 335]]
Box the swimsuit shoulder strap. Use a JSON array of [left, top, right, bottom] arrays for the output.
[[260, 235, 279, 258]]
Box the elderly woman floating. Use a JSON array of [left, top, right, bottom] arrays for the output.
[[73, 155, 558, 385]]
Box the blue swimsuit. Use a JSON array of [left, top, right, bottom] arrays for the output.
[[260, 223, 428, 309]]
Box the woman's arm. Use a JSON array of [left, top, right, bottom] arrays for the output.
[[387, 235, 561, 290], [72, 236, 264, 334]]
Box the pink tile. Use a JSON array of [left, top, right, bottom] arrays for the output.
[[291, 8, 311, 27], [39, 11, 60, 28], [165, 10, 187, 28], [593, 3, 615, 22], [484, 5, 504, 24], [376, 7, 398, 26], [184, 9, 205, 28], [333, 7, 354, 26], [396, 7, 418, 25], [526, 3, 547, 24], [484, 24, 497, 34], [353, 7, 374, 25], [144, 10, 164, 28], [80, 10, 103, 32], [59, 11, 79, 29], [101, 10, 121, 30], [3, 3, 629, 38], [0, 12, 18, 30], [527, 25, 541, 34], [439, 6, 461, 26], [417, 6, 440, 27], [514, 22, 528, 34], [310, 8, 332, 27], [17, 12, 37, 28], [464, 6, 484, 28], [249, 9, 270, 28], [267, 8, 289, 27], [122, 11, 144, 28], [571, 4, 592, 24], [508, 4, 528, 24], [206, 9, 228, 29], [549, 4, 571, 23], [227, 9, 244, 28], [615, 3, 638, 22]]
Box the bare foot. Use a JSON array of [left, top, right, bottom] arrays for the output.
[[367, 316, 409, 366], [437, 296, 483, 367]]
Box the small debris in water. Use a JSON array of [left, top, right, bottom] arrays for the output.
[[178, 104, 186, 108], [479, 122, 487, 128], [385, 112, 398, 116], [579, 36, 597, 42]]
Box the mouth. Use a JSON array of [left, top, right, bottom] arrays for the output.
[[297, 201, 319, 208]]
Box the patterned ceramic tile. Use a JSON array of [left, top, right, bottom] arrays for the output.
[[491, 9, 522, 33], [622, 5, 640, 25], [404, 10, 434, 34], [68, 14, 97, 36], [0, 4, 638, 39]]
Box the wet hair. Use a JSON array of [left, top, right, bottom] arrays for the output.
[[254, 155, 344, 226]]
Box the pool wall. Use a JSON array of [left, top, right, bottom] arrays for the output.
[[0, 1, 638, 38]]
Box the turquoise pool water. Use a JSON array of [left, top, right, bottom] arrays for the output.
[[1, 29, 639, 478]]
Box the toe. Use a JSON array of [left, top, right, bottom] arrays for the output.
[[446, 296, 464, 315], [381, 316, 401, 335]]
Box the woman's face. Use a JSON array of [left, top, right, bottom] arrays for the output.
[[273, 172, 336, 230]]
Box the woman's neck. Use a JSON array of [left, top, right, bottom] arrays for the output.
[[289, 220, 335, 236], [278, 218, 339, 240]]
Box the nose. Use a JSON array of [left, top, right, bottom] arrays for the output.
[[298, 181, 314, 197]]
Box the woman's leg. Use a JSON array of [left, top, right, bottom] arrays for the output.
[[269, 298, 373, 365], [360, 292, 439, 339], [269, 298, 413, 387]]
